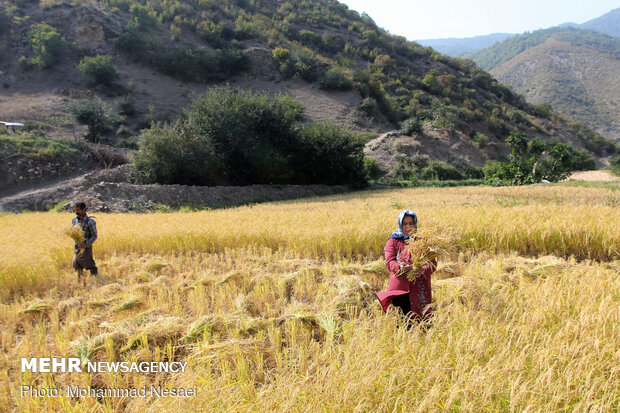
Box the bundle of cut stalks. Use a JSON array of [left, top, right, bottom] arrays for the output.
[[398, 228, 457, 281], [66, 224, 85, 253]]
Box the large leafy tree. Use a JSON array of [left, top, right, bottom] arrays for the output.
[[484, 132, 594, 185]]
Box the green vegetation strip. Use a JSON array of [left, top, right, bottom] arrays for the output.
[[0, 135, 85, 159]]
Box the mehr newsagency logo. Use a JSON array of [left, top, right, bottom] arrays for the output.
[[20, 357, 197, 398]]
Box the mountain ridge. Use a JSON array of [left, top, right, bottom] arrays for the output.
[[469, 27, 620, 140], [417, 7, 619, 58]]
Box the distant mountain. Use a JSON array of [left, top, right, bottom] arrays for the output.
[[420, 7, 619, 59], [581, 7, 620, 37], [482, 28, 620, 140], [468, 27, 619, 71], [416, 33, 514, 57]]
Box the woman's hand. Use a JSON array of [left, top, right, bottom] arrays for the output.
[[399, 262, 415, 275], [400, 262, 423, 278]]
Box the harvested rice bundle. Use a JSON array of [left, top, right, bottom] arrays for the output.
[[398, 228, 456, 281], [66, 224, 85, 253]]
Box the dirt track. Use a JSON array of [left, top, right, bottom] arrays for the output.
[[566, 170, 619, 182]]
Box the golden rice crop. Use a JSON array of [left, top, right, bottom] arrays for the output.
[[400, 227, 457, 280], [65, 224, 85, 253], [1, 185, 617, 301], [0, 185, 618, 412]]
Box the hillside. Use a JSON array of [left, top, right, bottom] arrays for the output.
[[468, 28, 620, 140], [0, 0, 617, 194], [491, 36, 620, 140]]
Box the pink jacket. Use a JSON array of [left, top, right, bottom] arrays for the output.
[[376, 237, 437, 317]]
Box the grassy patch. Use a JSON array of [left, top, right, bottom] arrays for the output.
[[0, 134, 85, 160], [381, 179, 486, 188], [47, 200, 70, 212], [552, 181, 619, 190]]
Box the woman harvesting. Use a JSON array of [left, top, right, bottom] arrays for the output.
[[376, 210, 437, 326]]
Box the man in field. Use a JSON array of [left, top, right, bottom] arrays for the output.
[[72, 202, 98, 282]]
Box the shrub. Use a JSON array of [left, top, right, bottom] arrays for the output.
[[294, 60, 317, 82], [197, 20, 226, 46], [360, 97, 377, 116], [431, 102, 456, 132], [570, 122, 617, 156], [530, 102, 552, 119], [460, 164, 485, 179], [272, 47, 290, 66], [117, 94, 136, 116], [28, 23, 64, 68], [364, 157, 382, 180], [170, 24, 181, 41], [115, 23, 145, 54], [77, 55, 118, 86], [130, 4, 153, 28], [610, 155, 620, 176], [471, 132, 489, 149], [115, 26, 248, 82], [218, 48, 249, 75], [390, 154, 479, 182], [67, 98, 118, 143], [400, 117, 422, 136], [483, 160, 511, 186], [319, 68, 353, 91], [420, 161, 464, 180], [131, 87, 367, 187], [298, 30, 321, 48], [130, 122, 220, 185], [295, 123, 367, 187]]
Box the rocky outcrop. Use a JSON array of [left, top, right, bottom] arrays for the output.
[[245, 47, 278, 80], [44, 4, 122, 50]]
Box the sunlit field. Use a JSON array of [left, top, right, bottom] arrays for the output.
[[0, 185, 618, 412]]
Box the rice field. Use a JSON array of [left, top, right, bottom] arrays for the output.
[[0, 185, 618, 412]]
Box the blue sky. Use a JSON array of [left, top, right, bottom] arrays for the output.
[[340, 0, 620, 40]]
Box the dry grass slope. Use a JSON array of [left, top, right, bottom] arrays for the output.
[[0, 186, 618, 411]]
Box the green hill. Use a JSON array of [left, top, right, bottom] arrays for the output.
[[0, 0, 617, 176], [468, 27, 619, 71], [470, 28, 620, 140]]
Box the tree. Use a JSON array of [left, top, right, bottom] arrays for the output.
[[67, 98, 118, 143], [484, 132, 595, 185], [28, 23, 64, 68]]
